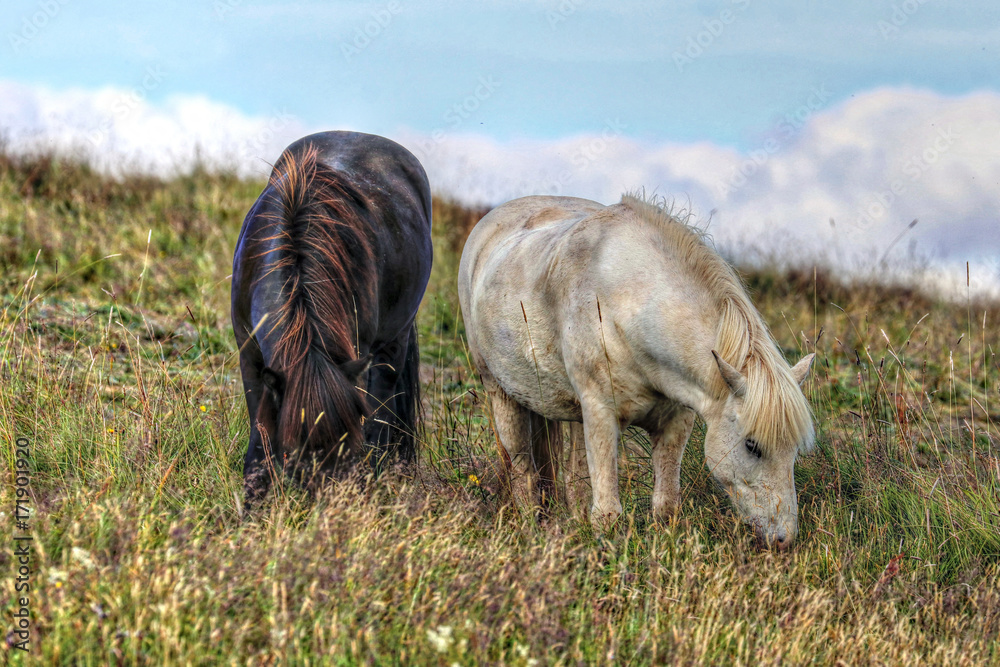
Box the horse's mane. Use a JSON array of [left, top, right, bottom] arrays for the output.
[[251, 144, 376, 467], [621, 194, 814, 456]]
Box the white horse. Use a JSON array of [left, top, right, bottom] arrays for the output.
[[458, 194, 815, 549]]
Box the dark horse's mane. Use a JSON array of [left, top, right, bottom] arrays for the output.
[[251, 144, 376, 470]]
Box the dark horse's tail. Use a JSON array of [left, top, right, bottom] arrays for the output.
[[259, 145, 375, 480]]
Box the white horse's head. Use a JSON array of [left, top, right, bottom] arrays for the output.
[[703, 351, 815, 550]]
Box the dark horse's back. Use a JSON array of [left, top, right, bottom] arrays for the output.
[[232, 131, 432, 498]]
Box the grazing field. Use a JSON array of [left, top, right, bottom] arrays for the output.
[[1, 151, 998, 665]]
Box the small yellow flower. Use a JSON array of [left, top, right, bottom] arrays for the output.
[[468, 474, 480, 486], [107, 428, 114, 434], [200, 405, 207, 412]]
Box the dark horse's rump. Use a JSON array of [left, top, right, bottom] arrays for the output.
[[232, 131, 432, 499]]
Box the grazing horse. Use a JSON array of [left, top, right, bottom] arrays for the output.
[[458, 194, 814, 549], [232, 131, 432, 500]]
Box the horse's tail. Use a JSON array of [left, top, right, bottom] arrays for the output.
[[274, 346, 369, 481], [395, 322, 422, 461], [258, 144, 375, 477]]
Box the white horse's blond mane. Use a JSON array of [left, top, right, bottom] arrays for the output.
[[621, 194, 814, 456]]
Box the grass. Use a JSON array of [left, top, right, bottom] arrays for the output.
[[0, 149, 998, 665]]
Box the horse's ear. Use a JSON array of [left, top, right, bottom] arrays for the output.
[[261, 367, 285, 397], [790, 353, 816, 386], [712, 350, 746, 397], [339, 355, 372, 384]]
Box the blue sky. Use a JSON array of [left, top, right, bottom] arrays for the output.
[[4, 0, 1000, 295], [7, 0, 999, 148]]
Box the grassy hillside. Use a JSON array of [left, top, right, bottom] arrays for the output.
[[0, 151, 998, 665]]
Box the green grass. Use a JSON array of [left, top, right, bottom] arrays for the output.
[[1, 150, 998, 664]]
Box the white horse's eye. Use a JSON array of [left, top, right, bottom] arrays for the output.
[[745, 438, 762, 459]]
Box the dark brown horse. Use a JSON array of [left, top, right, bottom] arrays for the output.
[[231, 131, 432, 500]]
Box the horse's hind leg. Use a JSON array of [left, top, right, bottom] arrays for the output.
[[486, 383, 558, 516], [365, 331, 414, 469], [648, 406, 695, 522], [565, 422, 590, 520], [486, 384, 533, 512], [392, 323, 421, 461], [528, 411, 562, 509], [237, 352, 275, 509]]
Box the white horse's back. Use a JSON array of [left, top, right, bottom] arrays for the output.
[[460, 196, 718, 418]]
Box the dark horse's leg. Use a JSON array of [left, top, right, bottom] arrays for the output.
[[393, 323, 421, 461], [365, 322, 420, 469], [237, 347, 275, 507]]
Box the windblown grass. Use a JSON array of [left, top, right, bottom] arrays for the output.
[[0, 150, 997, 664]]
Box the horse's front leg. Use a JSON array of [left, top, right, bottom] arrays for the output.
[[580, 401, 622, 531], [649, 406, 695, 522]]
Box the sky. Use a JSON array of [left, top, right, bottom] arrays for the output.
[[3, 0, 1000, 296]]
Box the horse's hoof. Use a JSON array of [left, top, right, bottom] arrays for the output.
[[589, 509, 622, 534]]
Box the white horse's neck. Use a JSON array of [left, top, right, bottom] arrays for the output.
[[648, 350, 725, 419], [631, 293, 726, 419], [606, 206, 747, 422]]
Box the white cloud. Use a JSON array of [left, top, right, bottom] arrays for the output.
[[403, 87, 1000, 299], [2, 80, 997, 298], [0, 79, 308, 179]]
